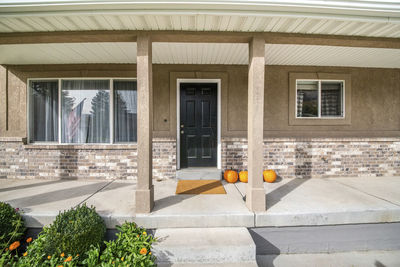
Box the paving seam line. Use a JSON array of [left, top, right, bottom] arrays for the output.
[[330, 179, 400, 208], [232, 183, 257, 227], [76, 180, 115, 207]]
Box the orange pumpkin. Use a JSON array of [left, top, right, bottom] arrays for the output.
[[226, 170, 239, 183], [239, 171, 248, 183], [223, 170, 232, 181], [263, 170, 277, 183]]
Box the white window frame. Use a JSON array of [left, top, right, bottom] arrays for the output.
[[295, 79, 345, 119], [27, 77, 137, 145]]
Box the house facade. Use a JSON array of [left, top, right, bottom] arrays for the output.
[[0, 1, 399, 212]]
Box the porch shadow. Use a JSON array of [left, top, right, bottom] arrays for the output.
[[266, 178, 308, 209], [0, 179, 69, 193], [5, 181, 127, 208], [248, 228, 280, 266]]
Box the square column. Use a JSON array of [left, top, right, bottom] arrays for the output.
[[246, 36, 266, 212], [135, 34, 154, 213]]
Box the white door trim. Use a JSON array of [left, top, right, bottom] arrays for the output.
[[176, 79, 221, 170]]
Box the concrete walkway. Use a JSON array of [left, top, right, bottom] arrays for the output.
[[0, 176, 399, 228]]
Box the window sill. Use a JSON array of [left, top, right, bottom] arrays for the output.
[[289, 117, 351, 126], [24, 143, 137, 150]]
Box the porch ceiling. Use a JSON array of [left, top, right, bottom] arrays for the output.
[[0, 1, 399, 38], [1, 42, 400, 68]]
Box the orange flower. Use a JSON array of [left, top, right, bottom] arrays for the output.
[[142, 231, 147, 236], [5, 248, 8, 251], [47, 255, 51, 260], [149, 252, 152, 255], [60, 252, 65, 257], [26, 237, 33, 243], [140, 248, 147, 255], [137, 235, 139, 238], [64, 256, 72, 262], [57, 265, 63, 267], [76, 254, 79, 257], [9, 241, 20, 251], [23, 252, 28, 256]]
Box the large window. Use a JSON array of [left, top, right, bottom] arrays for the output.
[[28, 79, 137, 144], [296, 80, 344, 118]]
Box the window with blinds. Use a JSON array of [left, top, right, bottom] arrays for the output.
[[296, 80, 344, 118]]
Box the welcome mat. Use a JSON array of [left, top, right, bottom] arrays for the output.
[[176, 180, 226, 195]]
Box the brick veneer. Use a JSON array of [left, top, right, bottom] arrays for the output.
[[0, 138, 176, 180], [1, 137, 399, 180], [222, 137, 400, 178]]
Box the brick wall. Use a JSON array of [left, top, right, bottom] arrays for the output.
[[222, 137, 400, 178], [2, 137, 399, 180], [0, 138, 176, 180]]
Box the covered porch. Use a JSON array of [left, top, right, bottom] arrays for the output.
[[1, 32, 400, 215]]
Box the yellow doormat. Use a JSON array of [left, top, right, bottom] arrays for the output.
[[176, 180, 226, 195]]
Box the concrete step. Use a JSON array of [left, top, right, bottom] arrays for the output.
[[257, 250, 400, 267], [250, 223, 400, 255], [176, 168, 222, 180], [153, 227, 257, 265]]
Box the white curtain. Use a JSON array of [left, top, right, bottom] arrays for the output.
[[61, 80, 110, 143], [321, 82, 342, 117], [29, 81, 58, 142], [114, 81, 137, 142]]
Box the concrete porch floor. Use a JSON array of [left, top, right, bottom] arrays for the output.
[[0, 176, 399, 229]]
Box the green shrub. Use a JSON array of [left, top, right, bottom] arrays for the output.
[[0, 202, 25, 250], [84, 222, 156, 266], [43, 204, 106, 257]]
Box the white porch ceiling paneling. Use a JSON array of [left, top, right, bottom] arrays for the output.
[[264, 44, 400, 68], [1, 42, 400, 68], [0, 42, 137, 64], [153, 43, 248, 65], [0, 14, 400, 38]]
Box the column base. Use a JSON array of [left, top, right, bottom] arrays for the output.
[[135, 185, 154, 213], [246, 187, 266, 212]]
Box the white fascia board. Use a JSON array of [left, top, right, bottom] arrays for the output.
[[0, 1, 399, 22]]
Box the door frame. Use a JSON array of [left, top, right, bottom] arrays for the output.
[[176, 79, 221, 170]]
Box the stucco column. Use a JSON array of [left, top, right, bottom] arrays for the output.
[[135, 34, 154, 213], [246, 36, 266, 212]]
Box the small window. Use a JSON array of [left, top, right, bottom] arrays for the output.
[[114, 80, 137, 143], [296, 80, 344, 118], [29, 80, 59, 142]]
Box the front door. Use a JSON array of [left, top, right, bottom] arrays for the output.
[[180, 83, 217, 168]]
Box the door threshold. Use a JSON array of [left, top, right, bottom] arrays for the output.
[[177, 167, 222, 180]]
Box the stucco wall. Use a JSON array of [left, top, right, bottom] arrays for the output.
[[0, 64, 399, 139]]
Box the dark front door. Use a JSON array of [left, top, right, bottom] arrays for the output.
[[180, 83, 217, 168]]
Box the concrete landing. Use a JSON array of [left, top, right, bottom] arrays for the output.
[[1, 176, 400, 229], [176, 168, 222, 180], [153, 227, 257, 266], [236, 176, 400, 227]]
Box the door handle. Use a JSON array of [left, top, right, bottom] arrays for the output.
[[180, 130, 184, 134], [181, 124, 184, 128]]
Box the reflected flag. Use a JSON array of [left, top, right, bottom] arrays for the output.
[[67, 98, 85, 141]]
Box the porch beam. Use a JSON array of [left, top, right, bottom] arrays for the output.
[[0, 30, 399, 49], [246, 36, 266, 212], [135, 33, 154, 213]]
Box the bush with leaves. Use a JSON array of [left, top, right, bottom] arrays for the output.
[[84, 222, 156, 266], [43, 204, 106, 257], [0, 202, 25, 251]]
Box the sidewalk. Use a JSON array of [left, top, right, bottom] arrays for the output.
[[0, 176, 399, 229]]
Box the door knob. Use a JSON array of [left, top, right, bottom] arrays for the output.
[[181, 125, 184, 128], [181, 130, 184, 134]]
